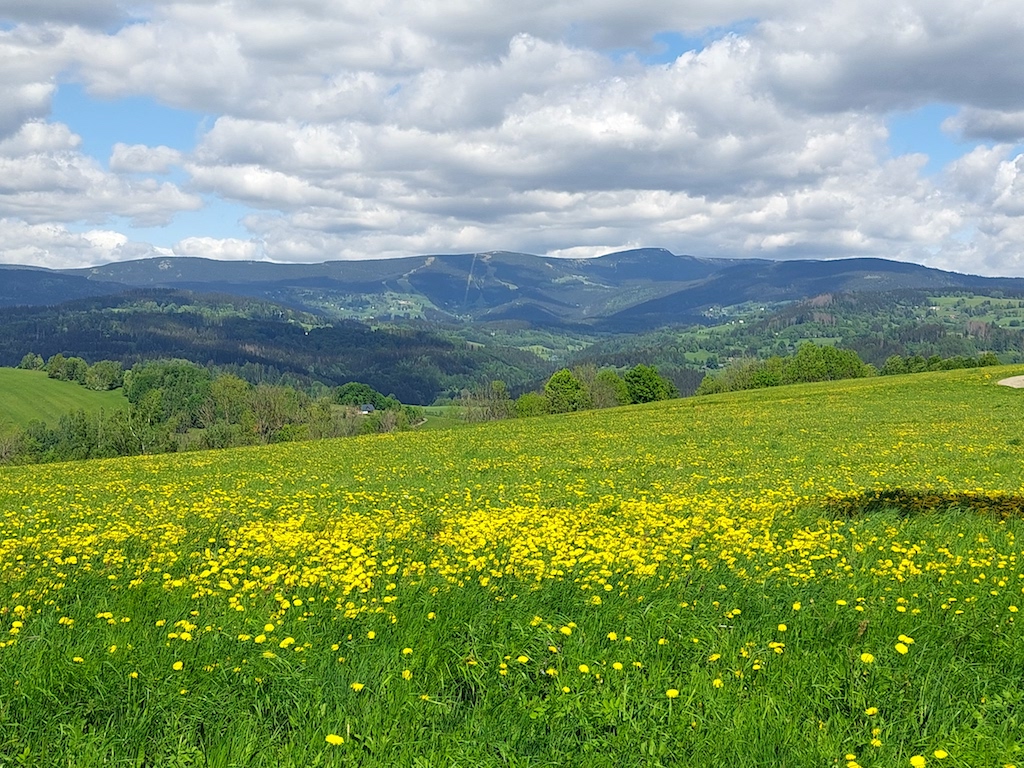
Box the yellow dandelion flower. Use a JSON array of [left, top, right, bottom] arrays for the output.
[[864, 706, 878, 715], [666, 689, 680, 698], [402, 669, 412, 680], [860, 653, 875, 664], [933, 750, 948, 759], [517, 655, 529, 664], [612, 662, 623, 671], [607, 632, 618, 641], [325, 734, 344, 746], [712, 678, 723, 688], [895, 642, 909, 655], [350, 682, 364, 692], [910, 756, 926, 768], [777, 624, 787, 632], [172, 661, 183, 671], [578, 664, 590, 674]]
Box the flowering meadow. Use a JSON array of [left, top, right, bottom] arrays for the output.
[[1, 367, 1024, 766]]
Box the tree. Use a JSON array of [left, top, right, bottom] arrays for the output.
[[544, 369, 592, 413], [592, 369, 631, 408], [515, 391, 549, 417], [85, 360, 124, 391], [17, 353, 44, 370], [459, 380, 514, 422], [624, 364, 677, 403]]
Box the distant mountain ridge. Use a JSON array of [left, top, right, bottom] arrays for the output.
[[3, 249, 1023, 331]]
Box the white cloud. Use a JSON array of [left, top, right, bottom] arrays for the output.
[[173, 236, 261, 260], [1, 0, 1024, 274], [109, 143, 183, 174]]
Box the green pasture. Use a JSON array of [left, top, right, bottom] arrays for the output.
[[0, 368, 126, 429]]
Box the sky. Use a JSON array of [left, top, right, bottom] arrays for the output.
[[1, 1, 1024, 275]]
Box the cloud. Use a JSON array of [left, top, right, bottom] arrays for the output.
[[0, 122, 201, 226], [110, 143, 183, 174], [944, 108, 1024, 143], [0, 218, 168, 269], [1, 0, 1024, 275], [173, 236, 261, 260]]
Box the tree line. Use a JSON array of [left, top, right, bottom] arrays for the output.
[[0, 355, 421, 466], [694, 342, 1001, 395], [457, 364, 679, 422]]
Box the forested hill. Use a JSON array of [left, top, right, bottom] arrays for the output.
[[5, 250, 1024, 331], [0, 291, 547, 405]]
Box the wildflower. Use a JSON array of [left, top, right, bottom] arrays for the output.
[[172, 661, 183, 671], [402, 669, 412, 680], [792, 601, 802, 611], [910, 756, 926, 768], [666, 689, 680, 698], [560, 626, 572, 636], [612, 662, 623, 671], [402, 647, 413, 655], [777, 624, 787, 632], [708, 653, 721, 662], [325, 734, 344, 745], [72, 657, 84, 663], [578, 664, 590, 674], [860, 653, 875, 664], [350, 682, 364, 692], [366, 631, 376, 640], [607, 632, 617, 641], [712, 678, 723, 688], [933, 751, 948, 759], [516, 655, 529, 664], [864, 707, 878, 715], [895, 642, 909, 655]]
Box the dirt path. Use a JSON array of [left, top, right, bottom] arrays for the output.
[[997, 375, 1024, 388]]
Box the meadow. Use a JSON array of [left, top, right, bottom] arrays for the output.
[[1, 367, 1023, 766], [0, 369, 125, 430]]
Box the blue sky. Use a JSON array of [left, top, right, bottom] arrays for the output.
[[2, 1, 1024, 273]]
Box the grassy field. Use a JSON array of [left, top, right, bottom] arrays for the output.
[[1, 367, 1024, 766], [0, 368, 126, 429]]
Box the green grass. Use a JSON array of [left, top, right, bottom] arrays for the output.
[[0, 368, 126, 429], [1, 367, 1024, 766]]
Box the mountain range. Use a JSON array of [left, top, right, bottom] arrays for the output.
[[3, 249, 1024, 331]]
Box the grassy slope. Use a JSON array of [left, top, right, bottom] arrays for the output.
[[1, 366, 1024, 766], [0, 368, 125, 429]]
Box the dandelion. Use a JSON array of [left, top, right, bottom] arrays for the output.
[[792, 601, 802, 611], [933, 750, 948, 759], [402, 647, 413, 656], [860, 653, 875, 664], [910, 756, 926, 768], [350, 682, 364, 692], [865, 707, 878, 715], [72, 657, 84, 663], [612, 662, 623, 671], [666, 689, 680, 698], [895, 642, 909, 655], [325, 734, 344, 746], [560, 626, 572, 636], [516, 655, 529, 664], [578, 664, 590, 674], [172, 661, 183, 671], [366, 631, 376, 640], [402, 669, 412, 680], [607, 632, 617, 641], [777, 624, 787, 632], [712, 678, 723, 688], [427, 612, 435, 620]]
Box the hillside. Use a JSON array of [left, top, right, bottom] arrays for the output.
[[4, 250, 1024, 332], [0, 368, 126, 429], [1, 368, 1023, 764]]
